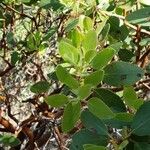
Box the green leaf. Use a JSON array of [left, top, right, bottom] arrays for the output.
[[19, 0, 30, 3], [104, 61, 144, 87], [96, 18, 107, 36], [131, 101, 150, 136], [56, 65, 79, 89], [70, 129, 107, 150], [65, 18, 79, 32], [44, 94, 68, 107], [6, 32, 15, 46], [109, 42, 123, 53], [134, 142, 150, 150], [69, 28, 83, 48], [27, 32, 41, 51], [43, 27, 57, 41], [81, 109, 108, 136], [62, 101, 81, 132], [83, 16, 93, 31], [84, 70, 104, 86], [59, 40, 79, 65], [126, 7, 150, 26], [146, 63, 150, 73], [27, 33, 36, 51], [118, 49, 134, 62], [115, 112, 133, 122], [82, 30, 97, 54], [94, 88, 126, 112], [88, 97, 115, 119], [99, 23, 110, 42], [30, 81, 50, 94], [59, 0, 74, 7], [123, 86, 143, 110], [11, 51, 20, 66], [39, 0, 64, 11], [83, 144, 106, 150], [0, 134, 21, 147], [91, 47, 115, 70], [140, 38, 150, 46], [34, 31, 41, 46], [85, 50, 96, 63], [119, 140, 129, 150], [78, 85, 91, 100]]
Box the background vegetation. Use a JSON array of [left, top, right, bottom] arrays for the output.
[[0, 0, 150, 149]]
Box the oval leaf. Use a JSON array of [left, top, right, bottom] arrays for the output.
[[131, 101, 150, 136], [91, 47, 115, 70], [83, 144, 106, 150], [88, 97, 115, 119], [59, 41, 79, 64], [94, 88, 126, 112], [84, 70, 104, 86], [98, 23, 110, 42], [30, 81, 50, 94], [123, 86, 143, 110], [70, 129, 107, 150], [104, 61, 144, 87], [62, 101, 81, 132], [56, 65, 79, 89], [126, 7, 150, 26], [81, 109, 108, 136], [82, 30, 97, 54], [78, 85, 92, 100], [0, 134, 21, 147], [83, 16, 93, 31], [85, 50, 96, 63], [44, 94, 68, 107]]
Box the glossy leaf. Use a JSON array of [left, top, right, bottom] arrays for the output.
[[88, 97, 115, 119], [62, 101, 81, 132], [84, 70, 104, 86], [56, 65, 79, 89], [131, 102, 150, 136], [104, 61, 144, 87], [59, 41, 79, 64], [45, 94, 68, 107], [91, 47, 115, 70], [30, 81, 50, 94]]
